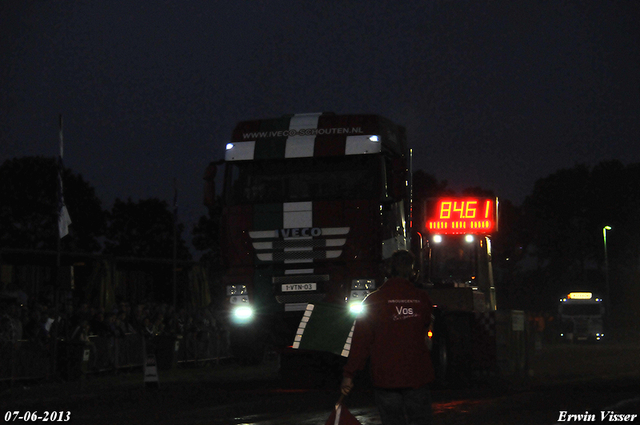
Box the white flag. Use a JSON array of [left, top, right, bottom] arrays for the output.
[[58, 204, 71, 238], [58, 114, 72, 238]]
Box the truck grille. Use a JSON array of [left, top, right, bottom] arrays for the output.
[[574, 319, 588, 335], [276, 293, 327, 304], [250, 227, 348, 305], [273, 274, 330, 284], [249, 227, 349, 263]]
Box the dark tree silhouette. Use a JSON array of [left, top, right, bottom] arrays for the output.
[[192, 195, 223, 263], [104, 197, 191, 260], [0, 156, 105, 252], [517, 160, 640, 314]]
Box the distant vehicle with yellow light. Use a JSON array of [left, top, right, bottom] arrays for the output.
[[558, 292, 605, 342]]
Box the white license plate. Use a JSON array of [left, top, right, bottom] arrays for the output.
[[281, 283, 317, 292]]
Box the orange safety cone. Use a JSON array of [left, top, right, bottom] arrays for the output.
[[324, 394, 362, 425]]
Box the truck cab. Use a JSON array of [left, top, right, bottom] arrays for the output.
[[559, 292, 605, 342], [206, 113, 411, 360]]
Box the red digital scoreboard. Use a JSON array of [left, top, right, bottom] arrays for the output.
[[426, 197, 498, 235]]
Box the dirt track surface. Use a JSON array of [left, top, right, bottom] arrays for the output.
[[527, 342, 640, 384], [1, 342, 639, 424], [1, 361, 285, 425]]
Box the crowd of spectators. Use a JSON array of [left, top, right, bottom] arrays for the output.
[[0, 278, 232, 382], [0, 289, 224, 350]]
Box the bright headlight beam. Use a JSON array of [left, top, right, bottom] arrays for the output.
[[349, 303, 364, 315], [233, 306, 253, 320]]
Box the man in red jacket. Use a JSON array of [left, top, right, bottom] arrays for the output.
[[342, 250, 434, 425]]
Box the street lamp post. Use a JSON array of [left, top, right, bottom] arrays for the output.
[[602, 226, 612, 314]]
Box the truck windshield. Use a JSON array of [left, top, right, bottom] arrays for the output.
[[429, 238, 476, 285], [224, 155, 381, 205], [561, 304, 602, 316]]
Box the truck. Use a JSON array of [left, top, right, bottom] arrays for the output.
[[418, 197, 500, 383], [558, 292, 605, 342], [204, 112, 412, 361]]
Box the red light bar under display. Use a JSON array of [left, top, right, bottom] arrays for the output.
[[426, 198, 497, 235]]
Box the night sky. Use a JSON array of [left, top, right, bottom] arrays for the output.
[[2, 1, 639, 244]]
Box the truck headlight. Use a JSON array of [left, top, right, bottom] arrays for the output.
[[228, 285, 249, 305], [348, 280, 374, 315], [349, 302, 364, 315], [231, 306, 254, 323], [349, 290, 369, 301], [350, 280, 374, 306], [230, 295, 249, 304], [351, 279, 375, 290], [227, 285, 247, 296]]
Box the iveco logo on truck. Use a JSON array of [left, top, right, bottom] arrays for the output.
[[278, 228, 322, 238]]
